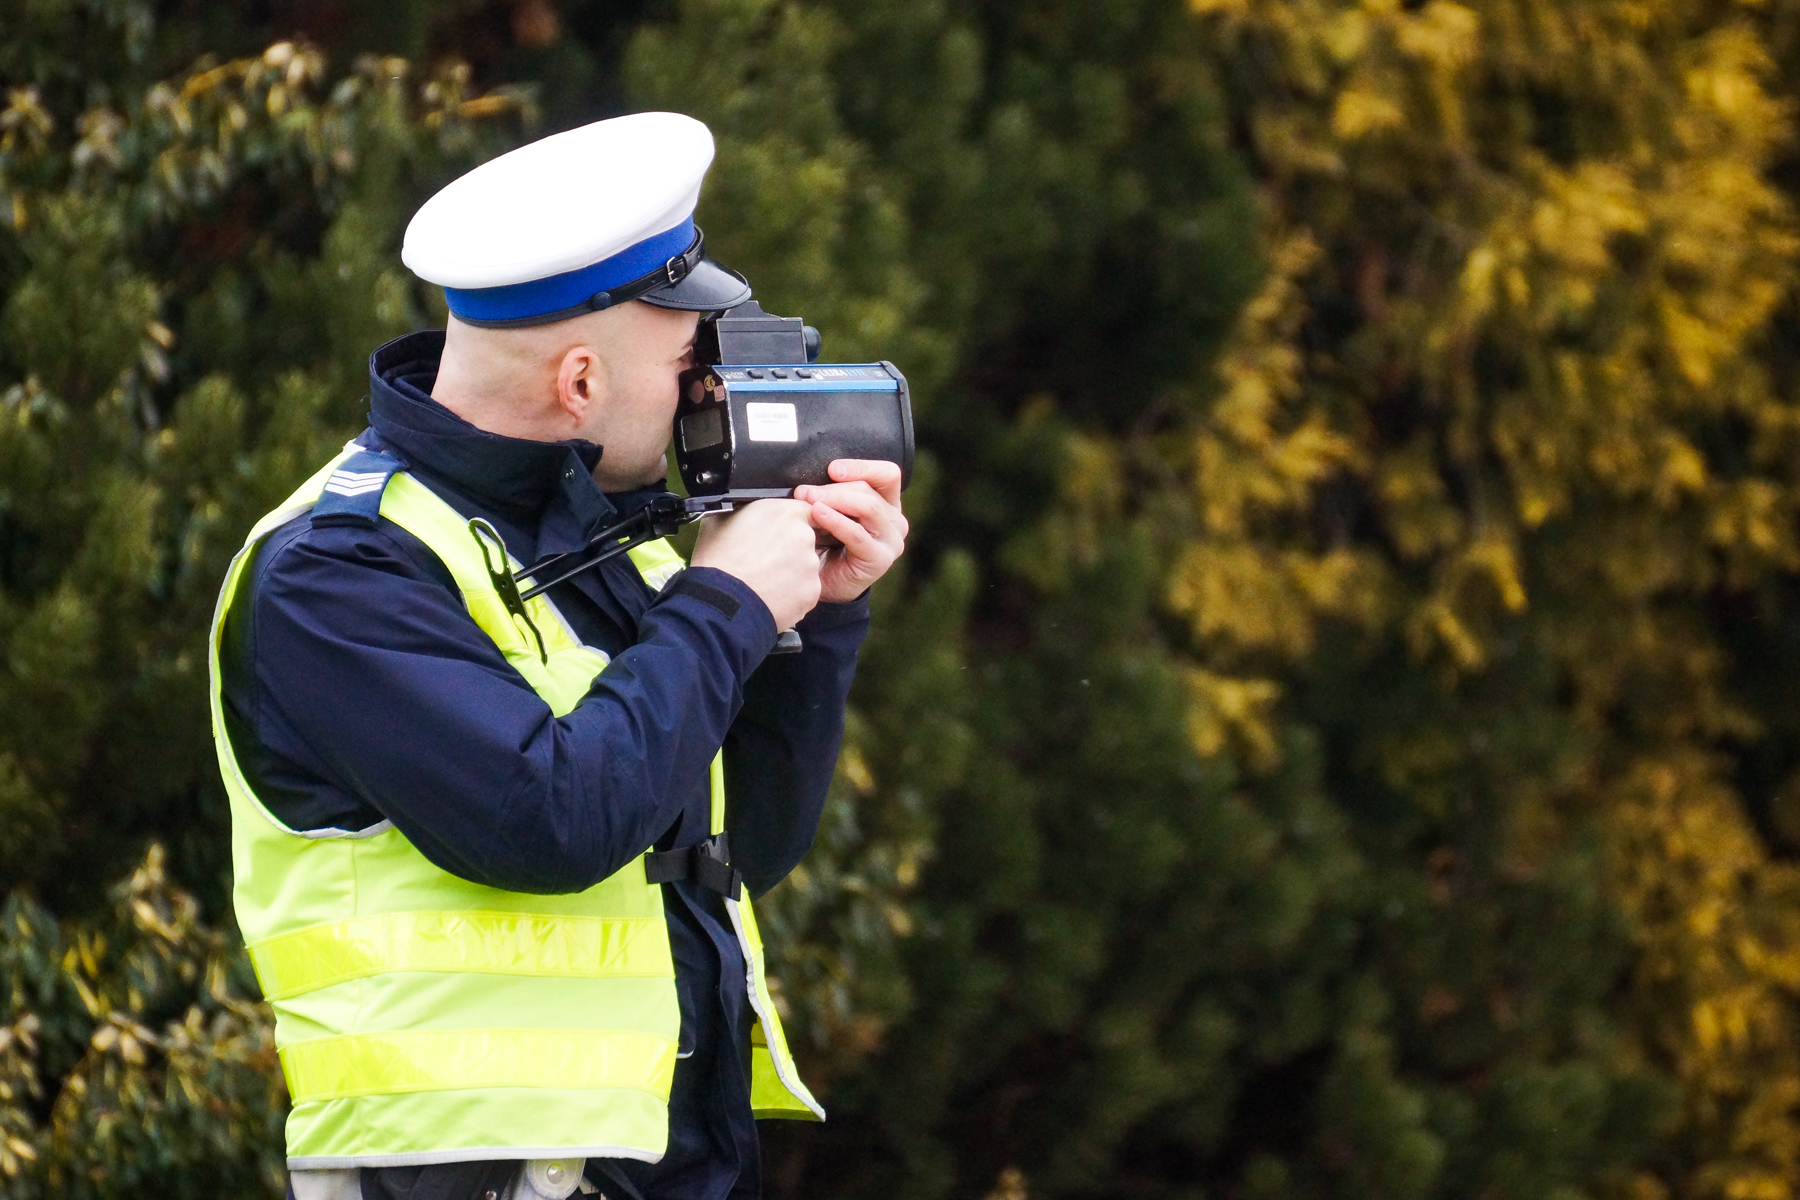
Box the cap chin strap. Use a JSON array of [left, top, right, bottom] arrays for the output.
[[451, 230, 709, 330]]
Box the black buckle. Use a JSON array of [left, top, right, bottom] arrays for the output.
[[665, 231, 703, 285], [644, 833, 742, 900]]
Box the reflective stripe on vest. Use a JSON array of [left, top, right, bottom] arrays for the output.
[[282, 1029, 676, 1102], [249, 912, 672, 1000], [210, 444, 818, 1169]]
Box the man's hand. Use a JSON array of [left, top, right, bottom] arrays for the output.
[[795, 459, 909, 604], [690, 499, 822, 632]]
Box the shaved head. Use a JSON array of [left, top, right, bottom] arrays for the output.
[[431, 300, 701, 490]]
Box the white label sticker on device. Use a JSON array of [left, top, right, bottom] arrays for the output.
[[745, 402, 799, 442]]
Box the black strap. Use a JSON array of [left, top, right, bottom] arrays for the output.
[[644, 833, 742, 900], [586, 229, 708, 311], [451, 230, 710, 329]]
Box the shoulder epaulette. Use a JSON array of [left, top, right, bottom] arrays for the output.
[[310, 449, 406, 528]]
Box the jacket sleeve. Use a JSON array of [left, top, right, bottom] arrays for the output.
[[723, 594, 871, 899], [237, 517, 777, 895]]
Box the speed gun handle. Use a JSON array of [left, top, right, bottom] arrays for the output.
[[684, 490, 815, 655], [707, 500, 845, 656], [766, 527, 848, 655]]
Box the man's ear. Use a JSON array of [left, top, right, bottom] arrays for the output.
[[554, 344, 605, 424]]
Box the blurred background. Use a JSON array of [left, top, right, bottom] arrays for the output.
[[6, 0, 1800, 1197]]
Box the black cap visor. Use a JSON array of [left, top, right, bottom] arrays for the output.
[[639, 256, 752, 312]]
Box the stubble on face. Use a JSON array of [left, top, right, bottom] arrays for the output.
[[584, 303, 700, 490]]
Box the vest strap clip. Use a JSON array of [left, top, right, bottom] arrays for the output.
[[468, 518, 549, 664], [644, 833, 742, 900]]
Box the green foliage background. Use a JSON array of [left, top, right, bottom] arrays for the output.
[[7, 1, 1800, 1198]]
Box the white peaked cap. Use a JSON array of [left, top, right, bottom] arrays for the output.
[[402, 112, 750, 326]]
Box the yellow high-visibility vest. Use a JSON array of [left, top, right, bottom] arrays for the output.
[[208, 445, 821, 1170]]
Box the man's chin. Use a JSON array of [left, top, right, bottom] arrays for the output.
[[593, 451, 670, 493]]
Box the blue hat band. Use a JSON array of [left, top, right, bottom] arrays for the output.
[[443, 216, 697, 323]]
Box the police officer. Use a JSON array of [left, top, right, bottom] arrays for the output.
[[209, 113, 906, 1200]]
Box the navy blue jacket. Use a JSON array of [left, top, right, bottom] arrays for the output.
[[221, 331, 867, 1200]]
